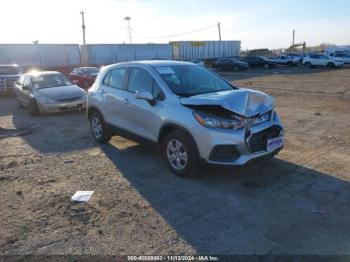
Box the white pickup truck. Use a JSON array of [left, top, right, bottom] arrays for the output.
[[273, 55, 299, 66]]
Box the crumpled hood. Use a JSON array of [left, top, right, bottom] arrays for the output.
[[35, 85, 85, 100], [180, 88, 273, 117]]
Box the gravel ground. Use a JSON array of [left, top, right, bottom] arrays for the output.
[[0, 66, 350, 255]]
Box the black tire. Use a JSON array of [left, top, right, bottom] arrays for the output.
[[15, 96, 23, 108], [287, 61, 293, 67], [304, 62, 312, 68], [233, 65, 239, 72], [28, 99, 39, 116], [162, 130, 197, 177], [89, 111, 111, 143], [327, 62, 335, 69], [264, 63, 270, 69]]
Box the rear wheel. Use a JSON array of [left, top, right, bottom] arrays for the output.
[[327, 62, 335, 68], [89, 111, 111, 143], [264, 63, 270, 69], [28, 99, 39, 116], [163, 130, 197, 177]]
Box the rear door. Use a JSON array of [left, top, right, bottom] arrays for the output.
[[99, 67, 129, 128]]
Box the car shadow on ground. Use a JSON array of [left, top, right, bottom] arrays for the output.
[[9, 97, 94, 154], [217, 65, 350, 81], [100, 142, 350, 254]]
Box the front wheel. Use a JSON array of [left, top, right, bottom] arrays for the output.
[[28, 99, 39, 116], [304, 62, 312, 68], [89, 111, 111, 143], [163, 130, 197, 177]]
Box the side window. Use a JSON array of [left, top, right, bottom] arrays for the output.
[[152, 81, 164, 100], [128, 68, 153, 93], [103, 70, 111, 85], [107, 68, 126, 89], [23, 76, 32, 88]]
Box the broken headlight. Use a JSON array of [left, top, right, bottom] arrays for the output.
[[193, 111, 244, 130]]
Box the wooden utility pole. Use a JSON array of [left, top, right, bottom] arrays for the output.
[[80, 11, 86, 45], [218, 22, 222, 41]]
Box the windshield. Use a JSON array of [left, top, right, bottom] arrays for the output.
[[81, 67, 99, 74], [0, 66, 20, 75], [156, 65, 234, 97], [32, 74, 72, 89]]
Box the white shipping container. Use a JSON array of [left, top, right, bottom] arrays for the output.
[[0, 44, 81, 67], [170, 41, 241, 60], [82, 44, 173, 65]]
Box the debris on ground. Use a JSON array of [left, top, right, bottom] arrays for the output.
[[71, 191, 94, 203]]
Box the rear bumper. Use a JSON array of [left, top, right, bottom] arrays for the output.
[[38, 99, 86, 113]]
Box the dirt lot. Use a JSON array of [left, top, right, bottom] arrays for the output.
[[1, 66, 350, 255]]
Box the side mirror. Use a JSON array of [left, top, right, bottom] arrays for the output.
[[135, 90, 156, 106], [22, 85, 31, 90]]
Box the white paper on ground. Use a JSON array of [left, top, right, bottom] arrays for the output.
[[71, 191, 94, 203]]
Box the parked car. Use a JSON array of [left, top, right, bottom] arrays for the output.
[[188, 60, 205, 66], [0, 64, 22, 94], [87, 61, 284, 176], [329, 53, 350, 64], [241, 56, 277, 69], [302, 54, 344, 68], [15, 71, 87, 115], [211, 58, 249, 71], [272, 55, 299, 66], [69, 67, 100, 89]]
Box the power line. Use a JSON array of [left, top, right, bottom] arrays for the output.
[[141, 23, 219, 39]]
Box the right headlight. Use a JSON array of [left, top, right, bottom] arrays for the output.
[[193, 111, 244, 130]]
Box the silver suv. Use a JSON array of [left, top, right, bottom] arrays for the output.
[[87, 61, 284, 176]]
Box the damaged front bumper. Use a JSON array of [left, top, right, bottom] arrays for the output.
[[192, 118, 284, 166]]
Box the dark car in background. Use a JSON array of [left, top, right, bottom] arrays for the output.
[[0, 64, 22, 94], [69, 67, 99, 89], [211, 57, 249, 71], [241, 56, 277, 69]]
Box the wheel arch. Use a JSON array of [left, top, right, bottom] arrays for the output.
[[158, 123, 200, 157]]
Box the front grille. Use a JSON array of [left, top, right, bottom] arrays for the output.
[[209, 145, 241, 162], [248, 125, 282, 153], [58, 104, 83, 111], [56, 96, 82, 103]]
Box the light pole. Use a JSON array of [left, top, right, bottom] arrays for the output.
[[80, 11, 86, 45], [124, 16, 132, 43]]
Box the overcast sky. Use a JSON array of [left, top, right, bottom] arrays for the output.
[[1, 0, 349, 49]]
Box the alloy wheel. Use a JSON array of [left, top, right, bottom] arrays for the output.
[[166, 139, 188, 170], [91, 116, 103, 139]]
